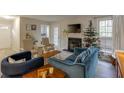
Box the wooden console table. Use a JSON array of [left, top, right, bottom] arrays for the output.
[[115, 50, 124, 78], [40, 50, 61, 65]]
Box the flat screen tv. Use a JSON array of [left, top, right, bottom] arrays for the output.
[[68, 24, 81, 33]]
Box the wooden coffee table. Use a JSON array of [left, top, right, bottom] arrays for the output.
[[23, 64, 65, 78], [40, 50, 61, 65]]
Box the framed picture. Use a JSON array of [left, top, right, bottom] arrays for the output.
[[26, 24, 30, 31], [31, 24, 37, 30]]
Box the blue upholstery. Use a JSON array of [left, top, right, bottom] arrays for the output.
[[1, 51, 44, 78], [48, 47, 99, 78], [74, 47, 87, 55], [65, 55, 77, 61]]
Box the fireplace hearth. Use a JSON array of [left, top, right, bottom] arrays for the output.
[[68, 38, 82, 52]]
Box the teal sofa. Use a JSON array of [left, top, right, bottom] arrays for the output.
[[48, 47, 99, 78]]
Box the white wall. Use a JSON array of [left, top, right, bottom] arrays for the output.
[[50, 16, 95, 50], [0, 19, 13, 25], [20, 17, 49, 48], [0, 17, 21, 51], [0, 29, 11, 49], [0, 19, 14, 49], [12, 17, 21, 51]]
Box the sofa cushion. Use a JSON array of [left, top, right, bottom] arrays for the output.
[[80, 47, 94, 62], [64, 59, 74, 65], [15, 59, 26, 63], [74, 47, 92, 64], [8, 57, 26, 64], [87, 47, 93, 53], [73, 54, 82, 63], [8, 57, 15, 64], [74, 47, 87, 56], [65, 54, 77, 61]]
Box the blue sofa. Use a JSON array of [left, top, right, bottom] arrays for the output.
[[48, 47, 99, 78], [1, 51, 44, 78]]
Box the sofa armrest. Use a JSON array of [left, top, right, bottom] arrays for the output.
[[10, 51, 31, 61], [48, 57, 86, 78], [1, 58, 28, 76], [74, 48, 87, 55]]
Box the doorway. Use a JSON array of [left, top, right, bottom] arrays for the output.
[[0, 24, 12, 49]]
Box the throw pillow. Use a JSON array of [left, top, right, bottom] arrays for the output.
[[8, 57, 15, 64], [74, 49, 91, 64], [73, 54, 82, 64], [87, 46, 94, 54], [81, 48, 91, 62], [8, 57, 26, 64], [15, 59, 26, 63]]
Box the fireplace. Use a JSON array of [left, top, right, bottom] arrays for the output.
[[68, 38, 82, 52]]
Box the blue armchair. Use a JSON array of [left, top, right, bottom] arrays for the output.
[[48, 47, 99, 78], [1, 51, 44, 78]]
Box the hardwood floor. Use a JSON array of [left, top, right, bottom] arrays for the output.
[[95, 61, 116, 78]]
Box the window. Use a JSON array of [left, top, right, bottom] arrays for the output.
[[41, 25, 49, 37], [98, 19, 113, 54], [53, 27, 59, 46], [99, 20, 112, 37]]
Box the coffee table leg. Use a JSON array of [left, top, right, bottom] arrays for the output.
[[44, 58, 48, 65]]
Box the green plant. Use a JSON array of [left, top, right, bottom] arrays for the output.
[[83, 20, 100, 48]]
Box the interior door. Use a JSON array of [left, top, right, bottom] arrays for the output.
[[0, 25, 11, 49]]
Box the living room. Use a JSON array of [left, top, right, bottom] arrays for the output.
[[1, 0, 124, 93], [1, 15, 123, 78]]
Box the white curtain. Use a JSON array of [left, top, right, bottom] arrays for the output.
[[113, 15, 124, 51]]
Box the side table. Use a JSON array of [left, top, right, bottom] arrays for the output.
[[110, 54, 116, 66]]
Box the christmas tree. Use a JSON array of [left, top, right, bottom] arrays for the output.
[[83, 20, 100, 48]]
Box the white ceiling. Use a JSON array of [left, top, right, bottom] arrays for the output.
[[21, 15, 82, 22], [0, 15, 110, 22]]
